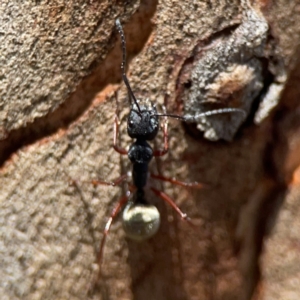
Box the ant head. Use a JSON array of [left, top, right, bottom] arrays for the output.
[[127, 99, 159, 140]]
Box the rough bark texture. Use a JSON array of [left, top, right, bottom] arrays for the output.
[[1, 0, 300, 300]]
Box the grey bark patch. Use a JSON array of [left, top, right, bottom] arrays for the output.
[[176, 0, 272, 141]]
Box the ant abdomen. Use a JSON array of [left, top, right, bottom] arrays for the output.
[[122, 201, 160, 241]]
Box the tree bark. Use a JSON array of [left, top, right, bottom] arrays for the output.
[[1, 1, 300, 300]]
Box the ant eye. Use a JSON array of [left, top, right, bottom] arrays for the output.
[[150, 117, 157, 128], [128, 120, 134, 128]]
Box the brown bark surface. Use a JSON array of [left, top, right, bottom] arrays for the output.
[[1, 1, 300, 300]]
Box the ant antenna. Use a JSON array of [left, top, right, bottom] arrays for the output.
[[155, 107, 246, 121], [115, 19, 142, 115]]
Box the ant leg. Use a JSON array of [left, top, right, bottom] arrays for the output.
[[153, 111, 169, 157], [151, 173, 206, 189], [113, 91, 128, 155], [68, 174, 128, 188], [150, 187, 196, 229], [90, 174, 128, 187], [91, 193, 130, 290]]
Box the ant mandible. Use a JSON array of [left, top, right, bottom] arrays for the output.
[[89, 18, 245, 287]]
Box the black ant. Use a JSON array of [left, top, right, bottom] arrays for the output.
[[87, 18, 246, 289]]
